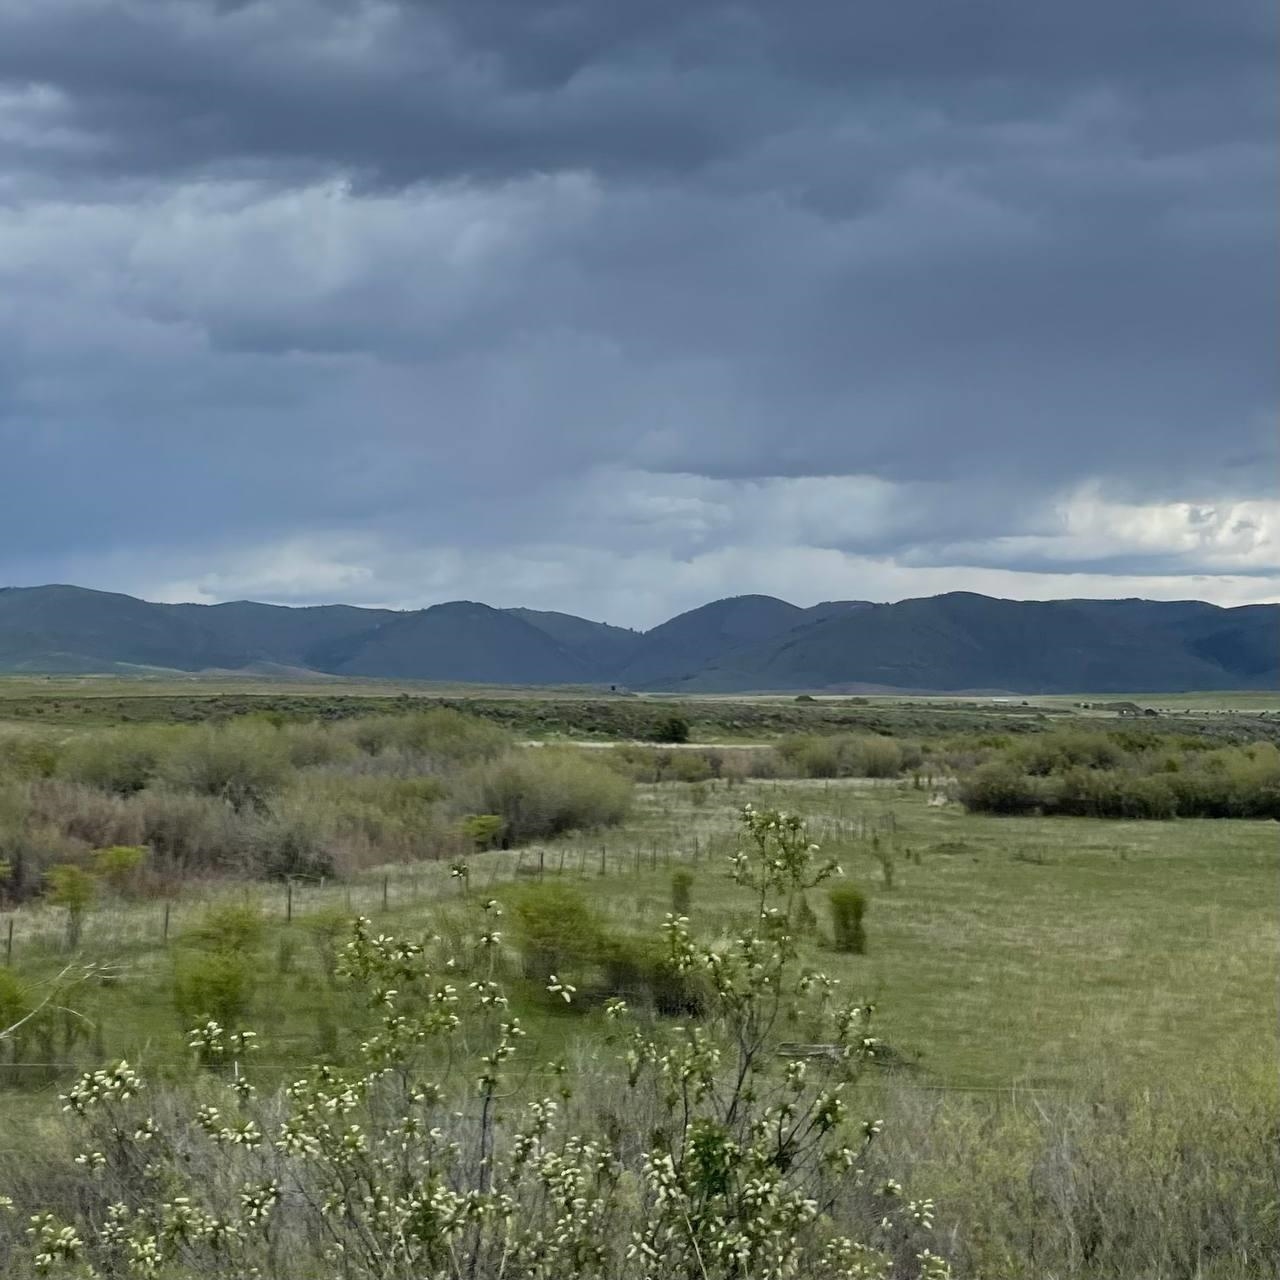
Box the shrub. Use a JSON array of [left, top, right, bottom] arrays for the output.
[[129, 788, 255, 875], [459, 749, 632, 845], [508, 882, 602, 981], [45, 864, 96, 948], [956, 762, 1043, 815], [159, 723, 289, 810], [173, 949, 257, 1032], [24, 779, 143, 849], [851, 736, 905, 779], [92, 844, 147, 895], [0, 731, 59, 780], [343, 708, 510, 765], [187, 903, 266, 954], [597, 932, 709, 1016], [279, 722, 360, 769], [650, 713, 691, 744], [461, 814, 505, 850], [56, 728, 169, 795], [828, 882, 868, 954], [671, 868, 694, 917]]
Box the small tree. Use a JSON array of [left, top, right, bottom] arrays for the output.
[[461, 813, 505, 851], [650, 713, 691, 744], [92, 844, 147, 896], [828, 882, 868, 954], [46, 864, 96, 949], [670, 868, 694, 917]]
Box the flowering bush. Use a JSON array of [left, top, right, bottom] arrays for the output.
[[14, 806, 949, 1279]]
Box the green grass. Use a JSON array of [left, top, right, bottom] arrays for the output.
[[3, 778, 1275, 1107]]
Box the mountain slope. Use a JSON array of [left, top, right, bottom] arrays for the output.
[[672, 593, 1277, 693], [615, 595, 805, 688], [0, 586, 398, 673], [315, 601, 594, 684], [505, 608, 643, 678], [0, 583, 1273, 692]]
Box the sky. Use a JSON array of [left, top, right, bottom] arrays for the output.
[[0, 0, 1275, 629]]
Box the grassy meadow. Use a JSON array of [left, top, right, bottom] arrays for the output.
[[0, 686, 1276, 1277]]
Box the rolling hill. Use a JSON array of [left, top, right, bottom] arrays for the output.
[[0, 583, 1273, 693]]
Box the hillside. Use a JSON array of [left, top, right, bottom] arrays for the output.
[[505, 608, 643, 677], [681, 593, 1276, 693], [310, 601, 595, 684], [0, 584, 1274, 692], [614, 595, 807, 688]]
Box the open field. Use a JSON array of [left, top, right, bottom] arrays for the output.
[[2, 675, 1277, 745], [3, 777, 1275, 1094], [1, 693, 1276, 1277]]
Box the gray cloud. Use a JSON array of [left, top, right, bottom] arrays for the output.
[[0, 0, 1275, 623]]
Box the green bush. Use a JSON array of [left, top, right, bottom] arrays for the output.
[[92, 844, 147, 895], [56, 728, 170, 795], [159, 723, 289, 810], [959, 739, 1280, 820], [828, 883, 868, 954], [956, 762, 1044, 815], [187, 903, 266, 954], [597, 932, 709, 1016], [343, 708, 509, 764], [0, 731, 59, 780], [508, 882, 602, 981], [671, 868, 694, 917], [460, 749, 632, 845], [173, 949, 257, 1031], [45, 864, 96, 948], [649, 713, 691, 744]]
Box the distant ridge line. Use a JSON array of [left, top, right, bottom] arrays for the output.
[[0, 584, 1274, 694]]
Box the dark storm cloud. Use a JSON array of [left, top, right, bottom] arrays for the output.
[[0, 0, 1275, 618]]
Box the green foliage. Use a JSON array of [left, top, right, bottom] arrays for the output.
[[959, 738, 1280, 819], [828, 883, 868, 954], [159, 723, 289, 810], [91, 844, 146, 895], [460, 749, 632, 844], [649, 712, 691, 744], [55, 728, 169, 795], [44, 864, 96, 948], [670, 867, 694, 917], [14, 805, 951, 1280], [775, 733, 919, 779], [173, 904, 266, 1035], [172, 948, 257, 1033], [507, 881, 601, 980], [187, 903, 266, 955], [0, 731, 59, 781], [0, 969, 28, 1038], [460, 813, 505, 850], [343, 708, 510, 763]]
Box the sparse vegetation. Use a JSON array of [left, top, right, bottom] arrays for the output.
[[828, 882, 868, 954], [0, 691, 1275, 1277]]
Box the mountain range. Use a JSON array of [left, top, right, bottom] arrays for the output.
[[0, 584, 1274, 693]]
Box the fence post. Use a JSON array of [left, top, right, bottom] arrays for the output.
[[538, 850, 545, 881], [557, 848, 566, 875], [162, 903, 170, 945], [599, 846, 607, 876], [286, 880, 293, 924], [5, 918, 12, 965], [382, 875, 390, 912]]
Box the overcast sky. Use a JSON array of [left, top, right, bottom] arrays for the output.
[[0, 0, 1275, 627]]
